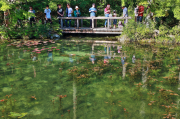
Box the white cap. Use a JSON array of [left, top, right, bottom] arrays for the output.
[[75, 6, 79, 9]]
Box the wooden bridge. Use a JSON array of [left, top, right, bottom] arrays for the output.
[[59, 17, 131, 34]]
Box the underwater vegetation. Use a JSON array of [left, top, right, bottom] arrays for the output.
[[0, 39, 180, 118]]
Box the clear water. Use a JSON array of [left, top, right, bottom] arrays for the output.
[[0, 38, 180, 119]]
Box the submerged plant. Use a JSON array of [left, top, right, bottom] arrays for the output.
[[8, 112, 28, 118]]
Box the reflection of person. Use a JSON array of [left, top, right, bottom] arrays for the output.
[[74, 6, 81, 28], [57, 4, 64, 27], [104, 56, 109, 64], [132, 55, 136, 63], [89, 54, 96, 64], [65, 4, 73, 27], [104, 4, 111, 28], [121, 56, 126, 65], [44, 5, 52, 24], [28, 6, 36, 27], [47, 51, 53, 62], [89, 3, 97, 28]]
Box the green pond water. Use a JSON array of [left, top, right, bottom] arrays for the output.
[[0, 38, 180, 119]]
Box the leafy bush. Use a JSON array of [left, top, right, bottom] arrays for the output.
[[0, 20, 62, 40], [122, 20, 155, 41]]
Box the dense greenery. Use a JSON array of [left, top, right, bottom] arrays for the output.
[[0, 0, 179, 40]]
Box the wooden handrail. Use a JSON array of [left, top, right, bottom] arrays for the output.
[[59, 16, 131, 29], [58, 17, 132, 20]]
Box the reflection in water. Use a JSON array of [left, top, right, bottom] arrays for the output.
[[132, 55, 136, 63], [89, 54, 96, 64], [122, 53, 126, 80], [73, 81, 77, 119], [1, 40, 180, 118], [140, 101, 146, 118], [47, 51, 53, 62]]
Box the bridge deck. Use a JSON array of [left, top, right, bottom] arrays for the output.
[[58, 16, 131, 34], [61, 27, 123, 34]]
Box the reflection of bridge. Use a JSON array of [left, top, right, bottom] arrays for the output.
[[59, 17, 131, 34], [91, 43, 129, 58]]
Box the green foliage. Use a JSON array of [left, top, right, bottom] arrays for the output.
[[158, 25, 169, 37], [122, 20, 155, 41]]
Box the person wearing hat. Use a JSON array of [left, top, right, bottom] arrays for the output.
[[74, 6, 81, 28]]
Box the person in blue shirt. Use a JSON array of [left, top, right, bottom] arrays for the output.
[[44, 5, 52, 24], [28, 6, 36, 27], [121, 6, 128, 24], [89, 3, 97, 28], [89, 54, 96, 64]]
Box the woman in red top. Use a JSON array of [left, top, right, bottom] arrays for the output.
[[137, 5, 144, 23]]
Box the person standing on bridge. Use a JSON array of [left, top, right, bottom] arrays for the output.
[[104, 4, 111, 28], [44, 5, 52, 24], [65, 4, 73, 27], [28, 6, 36, 27], [74, 6, 81, 28], [134, 5, 139, 22], [57, 4, 64, 27], [89, 3, 97, 28], [137, 4, 144, 23], [121, 6, 128, 24]]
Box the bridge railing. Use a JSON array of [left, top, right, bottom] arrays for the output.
[[58, 17, 132, 29]]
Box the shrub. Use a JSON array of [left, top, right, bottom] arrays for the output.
[[122, 20, 155, 41]]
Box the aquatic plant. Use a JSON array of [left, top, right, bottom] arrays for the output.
[[8, 112, 27, 118], [57, 95, 67, 113]]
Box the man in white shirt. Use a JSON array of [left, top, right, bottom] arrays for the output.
[[65, 4, 73, 27], [44, 5, 52, 24]]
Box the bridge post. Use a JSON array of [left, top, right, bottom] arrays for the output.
[[77, 19, 79, 29], [92, 17, 94, 29], [107, 44, 109, 56], [81, 19, 83, 27], [107, 18, 109, 29], [92, 44, 94, 54], [61, 19, 63, 28]]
